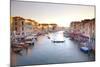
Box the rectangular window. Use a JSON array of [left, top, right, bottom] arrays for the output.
[[15, 27, 17, 31]]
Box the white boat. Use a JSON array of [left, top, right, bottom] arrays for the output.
[[51, 31, 65, 43]]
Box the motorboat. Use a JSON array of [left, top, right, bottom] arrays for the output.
[[52, 40, 65, 43], [12, 47, 23, 53], [80, 47, 91, 53], [51, 31, 65, 43]]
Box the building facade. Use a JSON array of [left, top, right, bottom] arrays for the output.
[[11, 16, 25, 36], [24, 19, 38, 36], [69, 18, 95, 50]]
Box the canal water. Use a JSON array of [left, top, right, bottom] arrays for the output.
[[11, 31, 94, 66]]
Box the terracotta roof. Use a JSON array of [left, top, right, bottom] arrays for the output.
[[13, 16, 25, 20]]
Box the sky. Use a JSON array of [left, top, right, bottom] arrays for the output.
[[11, 1, 95, 27]]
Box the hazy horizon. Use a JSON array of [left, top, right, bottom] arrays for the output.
[[11, 1, 95, 27]]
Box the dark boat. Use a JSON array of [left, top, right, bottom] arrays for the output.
[[52, 40, 65, 43], [12, 48, 23, 53]]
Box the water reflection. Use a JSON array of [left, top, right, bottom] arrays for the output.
[[11, 31, 95, 66], [25, 45, 33, 56], [11, 51, 16, 67]]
